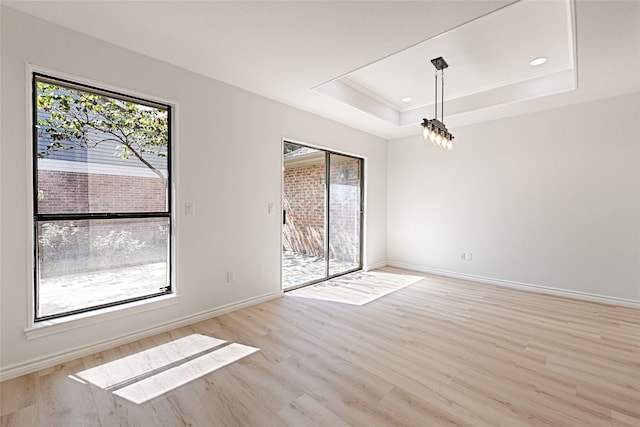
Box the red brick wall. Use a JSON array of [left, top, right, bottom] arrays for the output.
[[37, 170, 167, 214], [283, 156, 361, 262], [283, 163, 325, 257]]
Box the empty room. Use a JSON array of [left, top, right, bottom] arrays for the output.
[[1, 1, 638, 426]]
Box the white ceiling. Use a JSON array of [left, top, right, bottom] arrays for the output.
[[5, 0, 640, 140]]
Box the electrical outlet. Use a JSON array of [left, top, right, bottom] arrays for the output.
[[227, 271, 235, 283]]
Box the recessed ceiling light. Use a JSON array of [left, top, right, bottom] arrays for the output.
[[401, 97, 413, 103], [530, 57, 548, 66]]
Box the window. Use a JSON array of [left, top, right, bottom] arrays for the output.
[[32, 73, 172, 321]]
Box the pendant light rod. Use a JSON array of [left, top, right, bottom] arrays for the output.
[[441, 67, 445, 123], [434, 69, 438, 120], [431, 56, 448, 122]]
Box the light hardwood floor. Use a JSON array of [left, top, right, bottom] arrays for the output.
[[1, 269, 639, 426]]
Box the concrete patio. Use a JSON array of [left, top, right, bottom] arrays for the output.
[[38, 262, 167, 317], [38, 252, 360, 317], [282, 250, 359, 289]]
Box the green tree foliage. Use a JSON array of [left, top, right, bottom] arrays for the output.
[[36, 82, 168, 182], [38, 223, 78, 253], [283, 142, 302, 155], [91, 230, 145, 261]]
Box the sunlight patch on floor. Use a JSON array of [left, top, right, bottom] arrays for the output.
[[287, 270, 423, 305], [74, 334, 226, 389], [114, 343, 259, 404], [70, 334, 259, 404]]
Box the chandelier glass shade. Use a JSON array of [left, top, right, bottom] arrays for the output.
[[421, 57, 454, 151]]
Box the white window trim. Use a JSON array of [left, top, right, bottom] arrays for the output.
[[25, 293, 181, 340]]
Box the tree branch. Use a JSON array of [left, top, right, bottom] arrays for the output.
[[82, 121, 167, 183]]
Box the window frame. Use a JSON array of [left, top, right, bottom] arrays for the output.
[[31, 72, 174, 322]]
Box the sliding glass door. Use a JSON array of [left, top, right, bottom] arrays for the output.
[[282, 144, 326, 287], [282, 142, 363, 290], [328, 153, 362, 277]]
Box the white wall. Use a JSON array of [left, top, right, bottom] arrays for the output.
[[388, 92, 640, 304], [0, 7, 387, 378]]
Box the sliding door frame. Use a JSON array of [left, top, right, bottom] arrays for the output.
[[281, 139, 364, 291]]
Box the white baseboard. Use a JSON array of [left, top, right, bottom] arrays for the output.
[[0, 291, 283, 382], [387, 261, 640, 309], [364, 261, 387, 271]]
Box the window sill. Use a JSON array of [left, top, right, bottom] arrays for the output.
[[25, 294, 180, 341]]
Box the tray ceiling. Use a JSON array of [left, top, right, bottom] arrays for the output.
[[317, 0, 576, 128]]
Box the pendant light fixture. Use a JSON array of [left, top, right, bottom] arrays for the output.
[[421, 57, 454, 150]]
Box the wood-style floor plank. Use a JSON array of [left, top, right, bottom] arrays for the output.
[[1, 268, 639, 426]]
